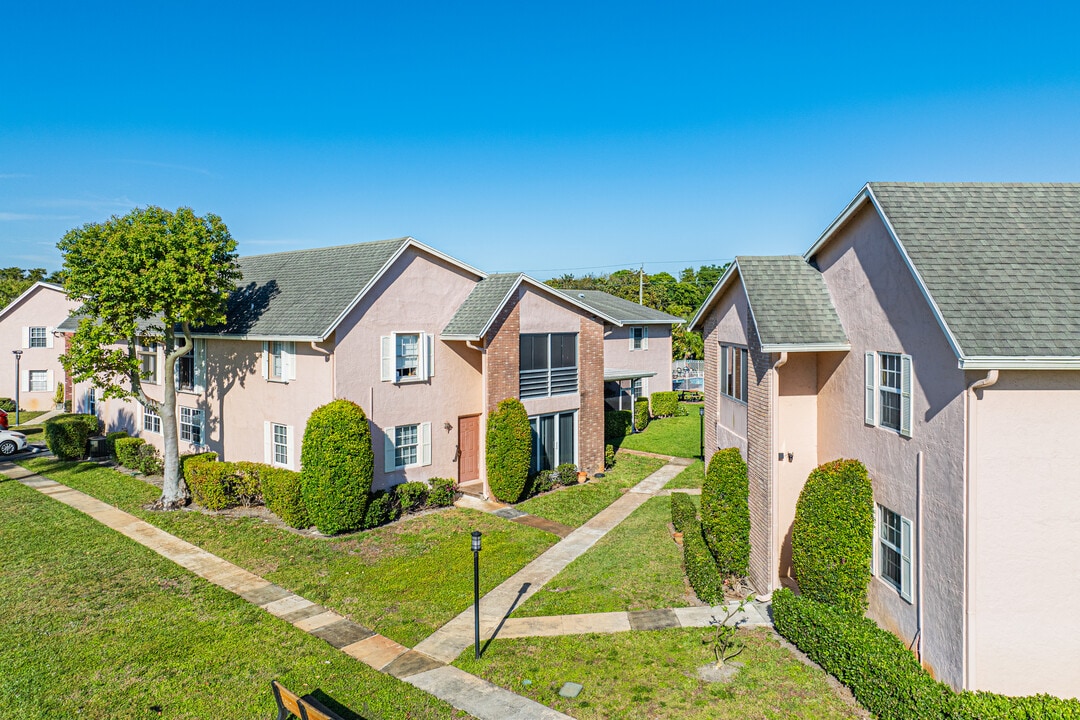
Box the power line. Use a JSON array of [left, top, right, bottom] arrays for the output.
[[513, 257, 733, 275]]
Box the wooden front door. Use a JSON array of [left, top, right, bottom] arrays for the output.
[[458, 415, 480, 482]]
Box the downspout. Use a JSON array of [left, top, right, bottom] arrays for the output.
[[964, 369, 999, 690], [916, 451, 924, 661], [467, 340, 489, 498], [764, 351, 788, 600]]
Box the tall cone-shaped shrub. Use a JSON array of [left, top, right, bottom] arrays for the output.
[[301, 399, 374, 535], [701, 447, 750, 577], [486, 398, 532, 502]]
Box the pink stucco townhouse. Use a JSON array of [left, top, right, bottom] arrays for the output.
[[689, 183, 1080, 698], [65, 237, 623, 498], [0, 281, 81, 411], [555, 289, 683, 411]]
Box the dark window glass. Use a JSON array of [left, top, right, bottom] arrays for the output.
[[550, 333, 576, 368], [558, 413, 575, 465], [520, 335, 548, 372]]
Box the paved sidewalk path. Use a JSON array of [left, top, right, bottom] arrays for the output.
[[496, 601, 772, 639], [2, 461, 571, 720], [414, 458, 690, 663]]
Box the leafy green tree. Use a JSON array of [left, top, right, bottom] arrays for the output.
[[58, 207, 241, 509]]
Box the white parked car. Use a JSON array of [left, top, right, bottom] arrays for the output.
[[0, 430, 29, 456]]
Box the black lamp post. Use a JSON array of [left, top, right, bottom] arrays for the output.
[[471, 530, 482, 659], [12, 350, 22, 427], [699, 405, 705, 460]]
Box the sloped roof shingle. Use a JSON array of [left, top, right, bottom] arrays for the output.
[[737, 256, 849, 350], [441, 273, 523, 339], [554, 289, 683, 325]]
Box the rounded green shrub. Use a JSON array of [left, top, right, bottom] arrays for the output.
[[363, 490, 400, 530], [185, 458, 232, 510], [137, 443, 163, 475], [650, 391, 680, 418], [791, 459, 875, 614], [105, 430, 129, 458], [485, 398, 531, 503], [427, 477, 456, 507], [261, 466, 308, 528], [395, 481, 428, 513], [114, 436, 145, 469], [43, 415, 95, 459], [633, 397, 650, 432], [556, 463, 578, 486], [701, 447, 750, 577], [300, 399, 374, 535], [604, 411, 632, 439], [604, 443, 616, 468]]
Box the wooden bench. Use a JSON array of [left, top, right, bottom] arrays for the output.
[[271, 680, 345, 720]]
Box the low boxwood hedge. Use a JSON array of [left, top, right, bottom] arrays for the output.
[[427, 477, 456, 507], [43, 415, 97, 460], [670, 491, 696, 534], [114, 436, 146, 469], [185, 457, 233, 510], [395, 481, 428, 513], [772, 589, 1080, 720], [261, 466, 308, 528], [650, 391, 680, 418], [681, 513, 723, 605], [105, 430, 129, 458]]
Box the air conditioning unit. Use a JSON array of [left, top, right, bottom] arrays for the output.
[[87, 435, 109, 458]]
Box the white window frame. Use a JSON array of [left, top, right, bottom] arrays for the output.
[[142, 404, 162, 434], [630, 326, 648, 351], [263, 421, 295, 469], [261, 341, 295, 383], [383, 422, 432, 470], [519, 333, 578, 399], [179, 406, 204, 445], [139, 343, 159, 385], [876, 504, 913, 602], [380, 332, 434, 383], [86, 387, 97, 416], [719, 344, 748, 404], [22, 326, 54, 349], [529, 410, 578, 473], [176, 339, 206, 394], [28, 326, 48, 348], [865, 352, 912, 437], [28, 370, 50, 393]]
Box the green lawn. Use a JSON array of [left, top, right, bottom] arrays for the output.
[[19, 458, 558, 648], [515, 453, 665, 527], [454, 627, 865, 720], [616, 402, 704, 458], [665, 459, 704, 489], [10, 409, 48, 427], [0, 475, 465, 720], [516, 495, 692, 616]]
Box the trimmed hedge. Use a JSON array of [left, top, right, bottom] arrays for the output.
[[633, 397, 650, 432], [185, 457, 233, 510], [301, 399, 374, 535], [604, 410, 632, 439], [701, 447, 750, 577], [105, 430, 129, 458], [772, 590, 1080, 720], [43, 415, 97, 459], [650, 391, 680, 418], [261, 466, 308, 528], [486, 398, 532, 503], [791, 458, 874, 614], [681, 511, 724, 605], [364, 490, 401, 530], [670, 491, 696, 533], [136, 443, 163, 475], [428, 477, 456, 507], [114, 437, 145, 469], [396, 481, 428, 513], [605, 443, 616, 468]]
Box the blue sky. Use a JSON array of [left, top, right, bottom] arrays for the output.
[[3, 1, 1079, 278]]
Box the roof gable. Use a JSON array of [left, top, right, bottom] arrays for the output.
[[737, 256, 848, 351], [0, 281, 67, 322]]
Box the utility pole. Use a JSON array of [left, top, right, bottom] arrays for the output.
[[639, 264, 644, 305]]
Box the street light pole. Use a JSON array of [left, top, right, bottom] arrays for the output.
[[12, 350, 22, 427], [471, 530, 482, 659], [699, 405, 704, 460]]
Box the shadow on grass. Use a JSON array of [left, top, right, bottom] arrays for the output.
[[480, 581, 532, 658], [306, 689, 373, 720]]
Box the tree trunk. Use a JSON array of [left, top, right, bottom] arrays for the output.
[[153, 326, 194, 510]]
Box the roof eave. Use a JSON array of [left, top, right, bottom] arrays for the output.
[[759, 342, 851, 353], [440, 333, 482, 342], [688, 261, 740, 332], [0, 281, 68, 321], [958, 356, 1080, 370], [191, 332, 325, 343]]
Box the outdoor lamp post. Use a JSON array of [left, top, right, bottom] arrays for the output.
[[471, 530, 482, 659], [699, 405, 705, 460], [12, 350, 22, 427]]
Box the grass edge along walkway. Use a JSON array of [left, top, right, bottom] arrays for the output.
[[0, 460, 571, 720]]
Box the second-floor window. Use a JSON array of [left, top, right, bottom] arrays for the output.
[[630, 326, 648, 350], [262, 341, 295, 382], [139, 343, 159, 385], [380, 333, 434, 383], [719, 344, 747, 403], [28, 326, 48, 348], [865, 352, 913, 437], [520, 333, 577, 399]]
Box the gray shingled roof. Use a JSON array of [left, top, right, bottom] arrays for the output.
[[555, 289, 683, 324], [199, 237, 411, 339], [868, 183, 1080, 358], [737, 256, 849, 349], [442, 273, 522, 339]]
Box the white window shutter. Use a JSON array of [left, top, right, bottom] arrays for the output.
[[629, 331, 635, 351], [864, 352, 876, 426], [283, 342, 296, 381], [286, 424, 295, 469], [263, 421, 272, 464], [642, 326, 648, 350], [46, 370, 54, 392], [380, 336, 393, 382], [194, 340, 206, 394], [20, 371, 28, 393], [426, 334, 434, 379], [20, 327, 28, 349], [45, 327, 54, 349], [384, 426, 397, 471], [900, 354, 913, 438], [261, 342, 269, 379], [420, 422, 431, 466], [900, 516, 913, 602]]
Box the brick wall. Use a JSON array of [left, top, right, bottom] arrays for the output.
[[485, 293, 521, 412], [578, 316, 604, 474], [703, 312, 719, 461], [745, 307, 775, 595]]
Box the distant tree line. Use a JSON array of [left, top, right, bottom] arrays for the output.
[[0, 267, 67, 310], [546, 264, 728, 360]]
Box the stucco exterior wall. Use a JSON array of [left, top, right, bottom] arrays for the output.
[[602, 324, 674, 394], [969, 370, 1080, 698], [776, 353, 818, 578], [334, 247, 483, 491], [701, 279, 750, 461], [0, 285, 79, 411], [813, 203, 968, 689]]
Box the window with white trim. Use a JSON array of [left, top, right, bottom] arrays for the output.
[[180, 406, 204, 444], [143, 405, 161, 434], [877, 504, 913, 602], [87, 387, 97, 416], [520, 333, 577, 399], [530, 411, 576, 473], [269, 341, 285, 381], [719, 344, 747, 403], [380, 333, 434, 383], [28, 370, 49, 393], [176, 339, 202, 392], [28, 326, 47, 348], [272, 423, 289, 465], [261, 341, 295, 383], [865, 352, 913, 437], [139, 343, 159, 385], [383, 422, 432, 470], [630, 326, 648, 350]]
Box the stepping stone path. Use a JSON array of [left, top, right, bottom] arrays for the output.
[[2, 454, 770, 720]]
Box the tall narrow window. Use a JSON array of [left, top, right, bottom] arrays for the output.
[[139, 343, 159, 385], [180, 407, 204, 444], [87, 387, 97, 416], [866, 352, 912, 437], [269, 342, 284, 381], [272, 423, 289, 466], [143, 405, 161, 434], [879, 353, 902, 431], [396, 334, 420, 380], [630, 326, 648, 350], [719, 344, 748, 403], [878, 504, 913, 602], [177, 341, 195, 392]]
